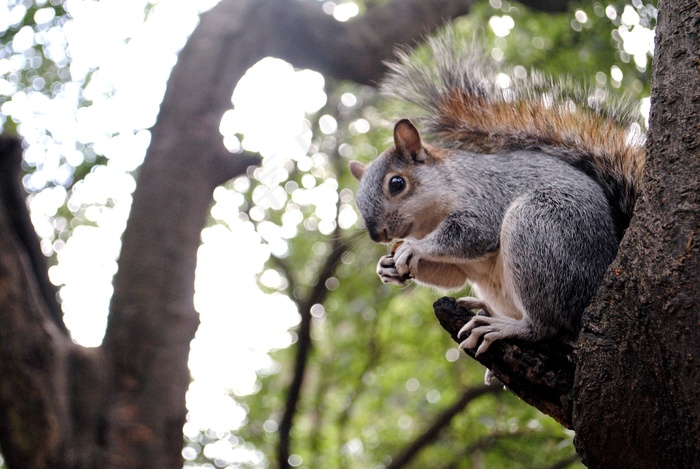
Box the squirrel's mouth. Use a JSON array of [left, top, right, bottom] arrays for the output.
[[396, 223, 413, 240]]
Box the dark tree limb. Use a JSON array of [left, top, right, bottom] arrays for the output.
[[440, 429, 579, 468], [388, 385, 502, 469], [517, 0, 572, 12], [277, 223, 348, 468], [0, 136, 106, 468], [434, 297, 575, 429], [0, 160, 64, 468], [0, 136, 66, 334]]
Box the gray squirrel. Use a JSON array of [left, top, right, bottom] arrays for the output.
[[349, 34, 645, 355]]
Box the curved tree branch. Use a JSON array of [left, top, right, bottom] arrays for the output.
[[434, 297, 575, 429], [0, 136, 65, 334], [277, 223, 348, 468], [388, 385, 502, 469], [441, 428, 577, 468]]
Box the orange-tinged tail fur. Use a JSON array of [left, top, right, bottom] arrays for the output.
[[381, 31, 645, 233]]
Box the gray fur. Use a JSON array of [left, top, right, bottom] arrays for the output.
[[355, 147, 619, 352], [352, 36, 642, 353], [351, 35, 644, 354]]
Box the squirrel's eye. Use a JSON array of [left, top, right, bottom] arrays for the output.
[[388, 176, 406, 195]]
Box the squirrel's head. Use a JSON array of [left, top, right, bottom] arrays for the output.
[[349, 119, 453, 244]]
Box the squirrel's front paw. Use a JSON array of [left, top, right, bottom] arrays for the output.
[[377, 255, 412, 285], [392, 241, 421, 278]]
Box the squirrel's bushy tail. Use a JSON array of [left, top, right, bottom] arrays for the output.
[[381, 31, 645, 234]]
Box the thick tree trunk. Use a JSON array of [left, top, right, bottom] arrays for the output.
[[572, 1, 700, 467]]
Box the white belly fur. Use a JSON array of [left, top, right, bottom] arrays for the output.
[[457, 251, 525, 321]]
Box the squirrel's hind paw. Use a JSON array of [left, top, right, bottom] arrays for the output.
[[458, 315, 531, 356]]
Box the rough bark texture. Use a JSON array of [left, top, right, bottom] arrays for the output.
[[572, 1, 700, 467]]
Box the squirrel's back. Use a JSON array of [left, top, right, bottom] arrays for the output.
[[381, 31, 645, 237]]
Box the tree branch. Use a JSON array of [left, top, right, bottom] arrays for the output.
[[278, 224, 348, 468], [442, 430, 579, 469], [517, 0, 572, 12], [0, 136, 71, 467], [388, 386, 502, 469], [434, 297, 575, 429], [211, 150, 261, 189], [0, 136, 66, 333]]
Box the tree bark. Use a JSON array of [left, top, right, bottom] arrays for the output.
[[572, 1, 700, 467], [0, 136, 70, 468]]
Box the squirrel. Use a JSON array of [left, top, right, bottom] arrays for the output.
[[349, 33, 645, 356]]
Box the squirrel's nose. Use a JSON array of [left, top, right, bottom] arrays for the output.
[[368, 227, 390, 243]]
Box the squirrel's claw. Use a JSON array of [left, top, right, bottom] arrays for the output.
[[457, 296, 494, 317], [458, 317, 497, 355], [457, 297, 499, 354]]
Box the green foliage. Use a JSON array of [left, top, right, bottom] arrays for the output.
[[0, 0, 70, 133], [456, 0, 656, 98]]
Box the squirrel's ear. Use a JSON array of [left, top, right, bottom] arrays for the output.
[[349, 160, 366, 180], [394, 119, 424, 162]]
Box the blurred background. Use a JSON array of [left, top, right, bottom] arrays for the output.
[[0, 0, 655, 467]]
